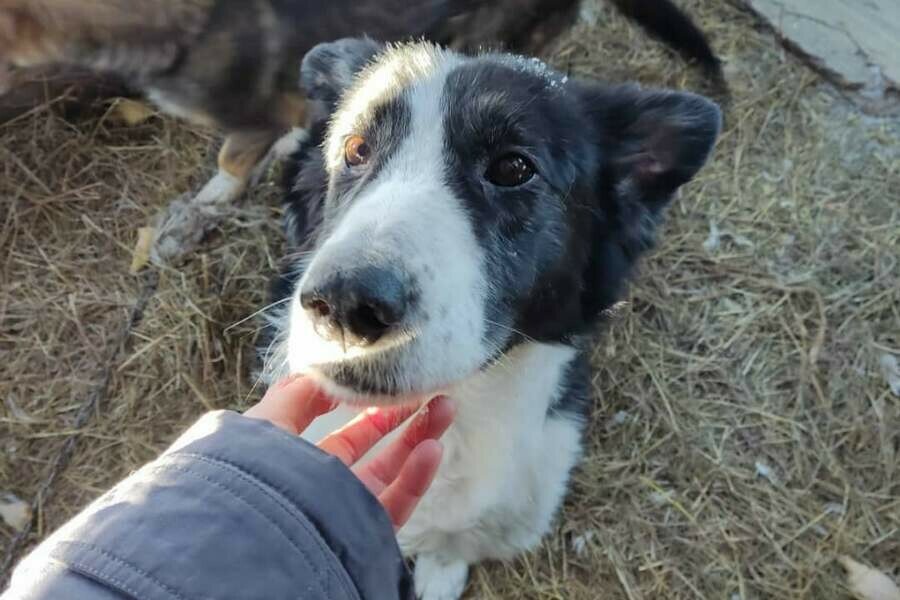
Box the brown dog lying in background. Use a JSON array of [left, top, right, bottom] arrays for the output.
[[1, 0, 492, 263], [0, 0, 724, 264]]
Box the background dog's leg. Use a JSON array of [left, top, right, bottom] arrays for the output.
[[151, 129, 280, 264], [150, 93, 309, 265]]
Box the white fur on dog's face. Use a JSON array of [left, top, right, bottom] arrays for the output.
[[287, 46, 492, 404]]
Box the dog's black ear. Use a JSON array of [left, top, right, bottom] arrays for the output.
[[575, 84, 721, 320], [580, 83, 721, 252], [300, 38, 383, 106], [589, 84, 722, 209]]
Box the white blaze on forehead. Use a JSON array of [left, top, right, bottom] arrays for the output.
[[326, 42, 461, 171]]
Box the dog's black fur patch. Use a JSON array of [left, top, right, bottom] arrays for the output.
[[438, 58, 720, 351]]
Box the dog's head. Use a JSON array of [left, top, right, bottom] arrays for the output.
[[281, 39, 720, 404]]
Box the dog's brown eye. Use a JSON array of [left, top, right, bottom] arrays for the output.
[[344, 135, 371, 167], [486, 154, 535, 187]]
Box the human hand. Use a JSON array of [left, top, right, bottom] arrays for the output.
[[244, 376, 454, 529]]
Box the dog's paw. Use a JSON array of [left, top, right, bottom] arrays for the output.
[[150, 193, 211, 265], [414, 555, 469, 600], [150, 171, 244, 265]]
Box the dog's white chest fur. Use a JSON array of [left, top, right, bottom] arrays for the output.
[[301, 342, 584, 600]]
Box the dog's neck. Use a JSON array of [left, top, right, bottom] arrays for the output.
[[446, 342, 577, 429], [298, 342, 579, 453]]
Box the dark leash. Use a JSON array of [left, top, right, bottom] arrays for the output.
[[1, 270, 160, 585]]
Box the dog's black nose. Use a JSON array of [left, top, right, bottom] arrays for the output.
[[300, 266, 409, 347]]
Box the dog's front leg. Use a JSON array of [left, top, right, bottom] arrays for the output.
[[414, 554, 470, 600]]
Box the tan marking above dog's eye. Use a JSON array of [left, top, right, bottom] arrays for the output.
[[344, 135, 371, 167]]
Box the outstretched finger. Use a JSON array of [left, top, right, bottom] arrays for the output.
[[317, 401, 422, 466], [378, 440, 443, 529], [354, 396, 455, 494], [244, 376, 334, 434]]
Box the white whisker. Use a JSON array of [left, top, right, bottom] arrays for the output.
[[483, 318, 538, 345], [225, 297, 292, 334]]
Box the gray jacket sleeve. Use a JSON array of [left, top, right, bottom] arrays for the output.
[[4, 411, 414, 600]]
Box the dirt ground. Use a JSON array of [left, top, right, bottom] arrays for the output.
[[1, 1, 898, 597]]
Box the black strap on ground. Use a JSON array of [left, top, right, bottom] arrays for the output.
[[0, 270, 160, 584]]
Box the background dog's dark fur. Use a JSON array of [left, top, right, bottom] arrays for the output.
[[1, 0, 725, 131], [0, 0, 470, 129], [436, 0, 725, 89], [0, 0, 726, 263]]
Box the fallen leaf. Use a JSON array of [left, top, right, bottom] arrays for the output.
[[703, 221, 721, 252], [730, 233, 755, 248], [840, 556, 900, 600], [112, 98, 155, 126], [130, 227, 156, 273], [607, 410, 631, 427], [0, 493, 32, 532], [824, 502, 846, 516], [649, 489, 675, 506], [879, 354, 900, 397], [570, 530, 596, 557], [703, 221, 755, 252], [755, 461, 779, 485]]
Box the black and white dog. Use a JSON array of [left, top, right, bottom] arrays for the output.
[[262, 38, 721, 599]]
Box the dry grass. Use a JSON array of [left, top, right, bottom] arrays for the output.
[[2, 0, 898, 597]]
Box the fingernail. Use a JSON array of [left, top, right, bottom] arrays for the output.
[[311, 387, 338, 410], [426, 439, 444, 459], [431, 395, 455, 413], [365, 406, 395, 434], [277, 373, 306, 388]]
